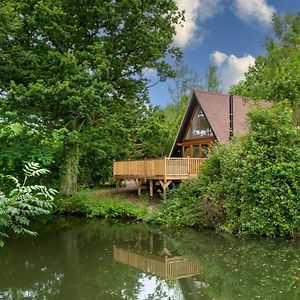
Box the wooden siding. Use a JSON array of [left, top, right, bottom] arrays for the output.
[[113, 157, 204, 181]]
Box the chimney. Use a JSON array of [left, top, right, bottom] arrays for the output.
[[229, 95, 234, 139]]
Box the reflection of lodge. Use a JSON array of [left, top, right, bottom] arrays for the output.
[[113, 235, 200, 280]]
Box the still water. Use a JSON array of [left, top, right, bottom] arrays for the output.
[[0, 217, 299, 300]]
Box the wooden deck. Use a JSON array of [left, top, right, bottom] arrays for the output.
[[113, 157, 204, 180], [113, 157, 205, 195]]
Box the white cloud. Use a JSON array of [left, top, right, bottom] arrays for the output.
[[174, 0, 222, 48], [233, 0, 275, 26], [211, 50, 228, 67], [211, 50, 255, 91]]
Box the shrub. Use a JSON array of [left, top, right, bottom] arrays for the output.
[[0, 163, 56, 246], [155, 172, 226, 228], [158, 103, 300, 238], [220, 103, 300, 237]]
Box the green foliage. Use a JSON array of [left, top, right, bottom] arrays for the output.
[[130, 107, 171, 158], [56, 191, 147, 221], [155, 179, 204, 227], [205, 64, 222, 92], [158, 103, 300, 238], [0, 163, 56, 246], [220, 103, 300, 237], [0, 0, 183, 195], [163, 95, 190, 151], [0, 121, 61, 186], [168, 61, 203, 103], [154, 146, 228, 228], [231, 12, 300, 124]]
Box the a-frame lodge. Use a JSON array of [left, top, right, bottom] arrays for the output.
[[113, 90, 269, 195]]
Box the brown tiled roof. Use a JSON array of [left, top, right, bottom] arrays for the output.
[[169, 90, 271, 157], [193, 90, 270, 144]]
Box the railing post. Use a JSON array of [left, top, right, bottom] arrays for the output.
[[187, 156, 190, 175], [128, 158, 131, 177], [164, 157, 167, 182]]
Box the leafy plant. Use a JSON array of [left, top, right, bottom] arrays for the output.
[[158, 103, 300, 238], [0, 162, 57, 246], [56, 191, 147, 221]]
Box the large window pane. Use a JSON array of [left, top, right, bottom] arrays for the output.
[[184, 146, 190, 157], [193, 145, 199, 158], [192, 106, 201, 138], [200, 112, 213, 136]]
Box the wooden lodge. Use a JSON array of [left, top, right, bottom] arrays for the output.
[[113, 90, 269, 195]]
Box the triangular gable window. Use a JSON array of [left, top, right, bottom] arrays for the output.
[[184, 105, 213, 139]]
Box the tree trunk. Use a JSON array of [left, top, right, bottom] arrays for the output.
[[60, 140, 79, 196]]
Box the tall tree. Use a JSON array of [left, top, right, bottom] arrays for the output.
[[0, 0, 183, 195], [231, 12, 300, 123], [205, 64, 222, 92], [168, 60, 203, 103]]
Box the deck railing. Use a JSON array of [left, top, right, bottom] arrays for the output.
[[113, 157, 205, 180], [113, 246, 200, 280]]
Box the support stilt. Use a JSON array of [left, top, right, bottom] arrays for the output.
[[159, 180, 172, 191], [116, 180, 121, 189], [135, 179, 144, 196], [159, 180, 172, 201], [149, 180, 153, 198]]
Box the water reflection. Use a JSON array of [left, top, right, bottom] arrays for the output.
[[113, 233, 200, 280], [0, 217, 299, 300]]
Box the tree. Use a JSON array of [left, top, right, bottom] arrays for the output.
[[0, 0, 183, 195], [130, 107, 171, 158], [168, 60, 203, 103], [205, 64, 222, 92], [231, 12, 300, 123]]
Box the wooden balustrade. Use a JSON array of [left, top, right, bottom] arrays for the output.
[[113, 157, 205, 181], [113, 246, 200, 280]]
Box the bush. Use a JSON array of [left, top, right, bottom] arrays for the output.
[[155, 172, 226, 228], [0, 163, 56, 246], [220, 103, 300, 237], [158, 103, 300, 238]]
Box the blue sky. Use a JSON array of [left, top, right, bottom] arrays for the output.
[[148, 0, 300, 107]]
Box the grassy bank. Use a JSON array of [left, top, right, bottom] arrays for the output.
[[55, 188, 150, 221]]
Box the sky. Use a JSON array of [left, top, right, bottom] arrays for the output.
[[148, 0, 300, 107]]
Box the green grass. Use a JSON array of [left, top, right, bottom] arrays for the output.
[[55, 189, 148, 221]]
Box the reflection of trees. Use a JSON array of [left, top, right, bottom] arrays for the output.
[[0, 219, 150, 299], [165, 229, 300, 300], [0, 219, 299, 300]]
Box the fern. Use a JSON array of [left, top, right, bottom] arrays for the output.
[[23, 162, 49, 177], [0, 163, 57, 247]]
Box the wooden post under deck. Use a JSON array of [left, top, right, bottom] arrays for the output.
[[135, 179, 144, 196], [149, 180, 154, 197]]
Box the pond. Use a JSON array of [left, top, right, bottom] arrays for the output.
[[0, 217, 299, 299]]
